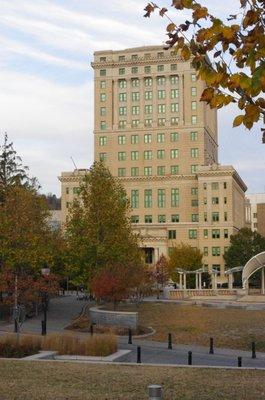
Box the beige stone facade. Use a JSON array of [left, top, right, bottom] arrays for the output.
[[60, 45, 249, 285]]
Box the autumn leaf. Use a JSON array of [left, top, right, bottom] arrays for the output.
[[159, 7, 168, 16], [233, 115, 244, 127], [166, 23, 176, 32], [181, 44, 191, 60]]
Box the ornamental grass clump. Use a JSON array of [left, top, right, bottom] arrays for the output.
[[0, 333, 42, 358]]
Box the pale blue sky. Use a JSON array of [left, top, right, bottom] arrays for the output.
[[0, 0, 264, 195]]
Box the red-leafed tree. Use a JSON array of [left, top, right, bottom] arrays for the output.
[[153, 255, 170, 298]]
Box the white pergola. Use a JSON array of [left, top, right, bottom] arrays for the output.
[[225, 266, 244, 289], [176, 266, 219, 290], [242, 251, 265, 294]]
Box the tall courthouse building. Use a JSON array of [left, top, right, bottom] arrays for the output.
[[60, 46, 250, 284]]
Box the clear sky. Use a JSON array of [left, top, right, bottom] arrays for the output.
[[0, 0, 264, 195]]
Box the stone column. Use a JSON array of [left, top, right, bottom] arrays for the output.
[[183, 273, 187, 290], [179, 273, 183, 289], [195, 274, 198, 290], [262, 268, 265, 295], [228, 274, 233, 290], [199, 273, 202, 290]]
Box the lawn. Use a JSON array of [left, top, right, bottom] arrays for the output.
[[0, 360, 264, 400]]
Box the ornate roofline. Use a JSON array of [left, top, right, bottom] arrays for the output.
[[91, 55, 183, 69], [117, 174, 197, 183]]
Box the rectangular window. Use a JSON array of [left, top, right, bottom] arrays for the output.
[[100, 93, 106, 101], [191, 101, 197, 111], [131, 119, 139, 127], [145, 119, 152, 127], [144, 134, 152, 144], [118, 151, 126, 161], [157, 52, 164, 58], [224, 212, 228, 221], [212, 212, 219, 222], [212, 197, 219, 205], [131, 78, 139, 87], [99, 136, 107, 146], [73, 187, 80, 195], [144, 150, 152, 160], [191, 73, 197, 82], [224, 229, 229, 239], [191, 87, 197, 96], [204, 229, 208, 238], [224, 197, 227, 204], [170, 132, 179, 142], [131, 167, 139, 176], [131, 54, 138, 60], [212, 247, 221, 256], [131, 190, 139, 208], [157, 166, 165, 176], [171, 165, 179, 175], [118, 168, 126, 177], [99, 152, 107, 161], [157, 65, 164, 72], [158, 118, 166, 126], [171, 188, 179, 207], [171, 103, 179, 113], [190, 131, 198, 141], [224, 182, 227, 189], [171, 214, 179, 223], [158, 189, 165, 208], [118, 79, 126, 88], [131, 151, 139, 161], [158, 215, 166, 223], [145, 105, 153, 114], [118, 120, 126, 129], [191, 187, 198, 195], [119, 93, 127, 102], [145, 66, 151, 73], [158, 104, 166, 114], [132, 106, 139, 115], [119, 68, 125, 75], [191, 165, 198, 174], [144, 189, 152, 208], [131, 215, 139, 223], [204, 212, 207, 222], [203, 197, 207, 205], [119, 55, 125, 61], [191, 148, 199, 158], [145, 77, 152, 86], [191, 214, 199, 222], [168, 230, 176, 239], [100, 121, 106, 130], [189, 229, 197, 239], [145, 215, 152, 223], [119, 106, 127, 115], [171, 117, 179, 125], [212, 229, 220, 239], [157, 76, 166, 85], [170, 75, 179, 84], [171, 149, 179, 159], [118, 135, 126, 145], [145, 91, 152, 100], [203, 247, 208, 256], [157, 149, 165, 159], [157, 133, 165, 143], [132, 92, 140, 101], [131, 67, 138, 74], [100, 69, 106, 76], [191, 116, 197, 125], [144, 166, 152, 176], [171, 64, 177, 71], [171, 89, 179, 99], [191, 199, 198, 207], [158, 90, 166, 99], [100, 81, 106, 89], [100, 107, 106, 116], [212, 182, 219, 190], [131, 135, 139, 144]]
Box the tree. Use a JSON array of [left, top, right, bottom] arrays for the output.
[[144, 1, 265, 136], [66, 161, 144, 289], [153, 255, 170, 298], [224, 227, 265, 268], [168, 244, 203, 286]]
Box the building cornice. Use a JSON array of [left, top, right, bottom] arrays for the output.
[[117, 174, 197, 183]]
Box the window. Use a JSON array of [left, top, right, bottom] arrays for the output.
[[171, 132, 179, 142], [212, 212, 219, 222], [145, 105, 153, 114], [145, 91, 152, 100], [100, 107, 106, 116], [157, 65, 164, 72], [99, 152, 107, 161], [131, 54, 138, 60], [191, 214, 199, 222], [157, 52, 164, 58], [212, 229, 220, 239], [118, 151, 126, 161], [170, 75, 179, 84], [118, 135, 125, 145], [224, 197, 227, 204], [158, 90, 166, 99], [224, 212, 228, 221], [145, 77, 152, 86], [191, 73, 197, 82], [191, 165, 198, 174], [204, 229, 208, 238], [131, 151, 139, 161], [212, 197, 219, 205], [171, 64, 177, 71], [190, 131, 198, 141], [171, 103, 179, 113], [118, 120, 126, 129], [132, 92, 140, 101], [145, 66, 151, 73], [171, 149, 179, 159], [157, 133, 165, 143], [158, 118, 166, 126], [145, 119, 152, 127], [191, 87, 197, 96], [132, 106, 139, 115], [191, 148, 199, 158], [119, 68, 125, 75], [66, 201, 70, 208], [203, 183, 207, 190], [171, 89, 179, 99], [171, 214, 179, 223], [131, 167, 139, 176], [73, 187, 80, 195], [191, 199, 198, 207], [168, 230, 176, 239], [131, 67, 138, 74], [131, 78, 139, 87], [131, 215, 139, 223], [119, 106, 127, 115], [119, 55, 125, 61], [100, 93, 106, 102], [100, 81, 106, 89], [158, 104, 166, 114], [100, 121, 106, 130], [158, 189, 165, 208], [224, 229, 229, 239], [158, 215, 166, 223], [203, 247, 208, 256], [191, 187, 198, 195], [145, 215, 152, 223], [131, 119, 139, 127], [191, 101, 197, 111], [119, 79, 126, 89], [204, 212, 207, 222], [144, 189, 152, 208], [100, 69, 106, 76], [144, 150, 152, 160], [191, 116, 197, 124], [212, 264, 221, 275], [224, 182, 227, 189], [157, 166, 165, 175], [99, 136, 107, 146], [212, 247, 221, 256], [118, 168, 126, 177], [144, 134, 152, 144], [171, 165, 179, 175], [157, 76, 166, 85], [171, 117, 179, 125], [145, 53, 151, 59], [131, 135, 139, 144], [157, 149, 165, 159], [171, 188, 179, 207], [144, 166, 152, 176], [211, 182, 219, 190], [131, 190, 139, 208], [189, 229, 197, 239], [66, 187, 69, 195], [119, 93, 127, 102]]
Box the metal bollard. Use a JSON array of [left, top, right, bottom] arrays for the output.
[[137, 346, 141, 363], [252, 342, 256, 359], [41, 320, 46, 336], [90, 324, 94, 336], [238, 356, 242, 367], [168, 333, 172, 350], [128, 328, 132, 344], [209, 337, 214, 354], [148, 384, 163, 400], [188, 351, 192, 365]]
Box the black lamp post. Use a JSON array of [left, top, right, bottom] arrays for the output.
[[41, 268, 50, 335]]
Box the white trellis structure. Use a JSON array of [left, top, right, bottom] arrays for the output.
[[242, 251, 265, 294], [176, 266, 219, 290]]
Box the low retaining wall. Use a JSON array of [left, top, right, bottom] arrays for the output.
[[165, 289, 238, 300], [89, 306, 138, 328]]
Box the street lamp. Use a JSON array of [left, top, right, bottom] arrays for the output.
[[41, 267, 50, 335]]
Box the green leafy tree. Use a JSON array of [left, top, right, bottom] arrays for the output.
[[168, 244, 203, 286], [224, 227, 265, 268], [66, 161, 143, 289], [144, 0, 265, 136]]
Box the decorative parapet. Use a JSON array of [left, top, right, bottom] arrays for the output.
[[89, 306, 138, 328]]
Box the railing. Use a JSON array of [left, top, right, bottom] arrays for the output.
[[166, 289, 238, 299]]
